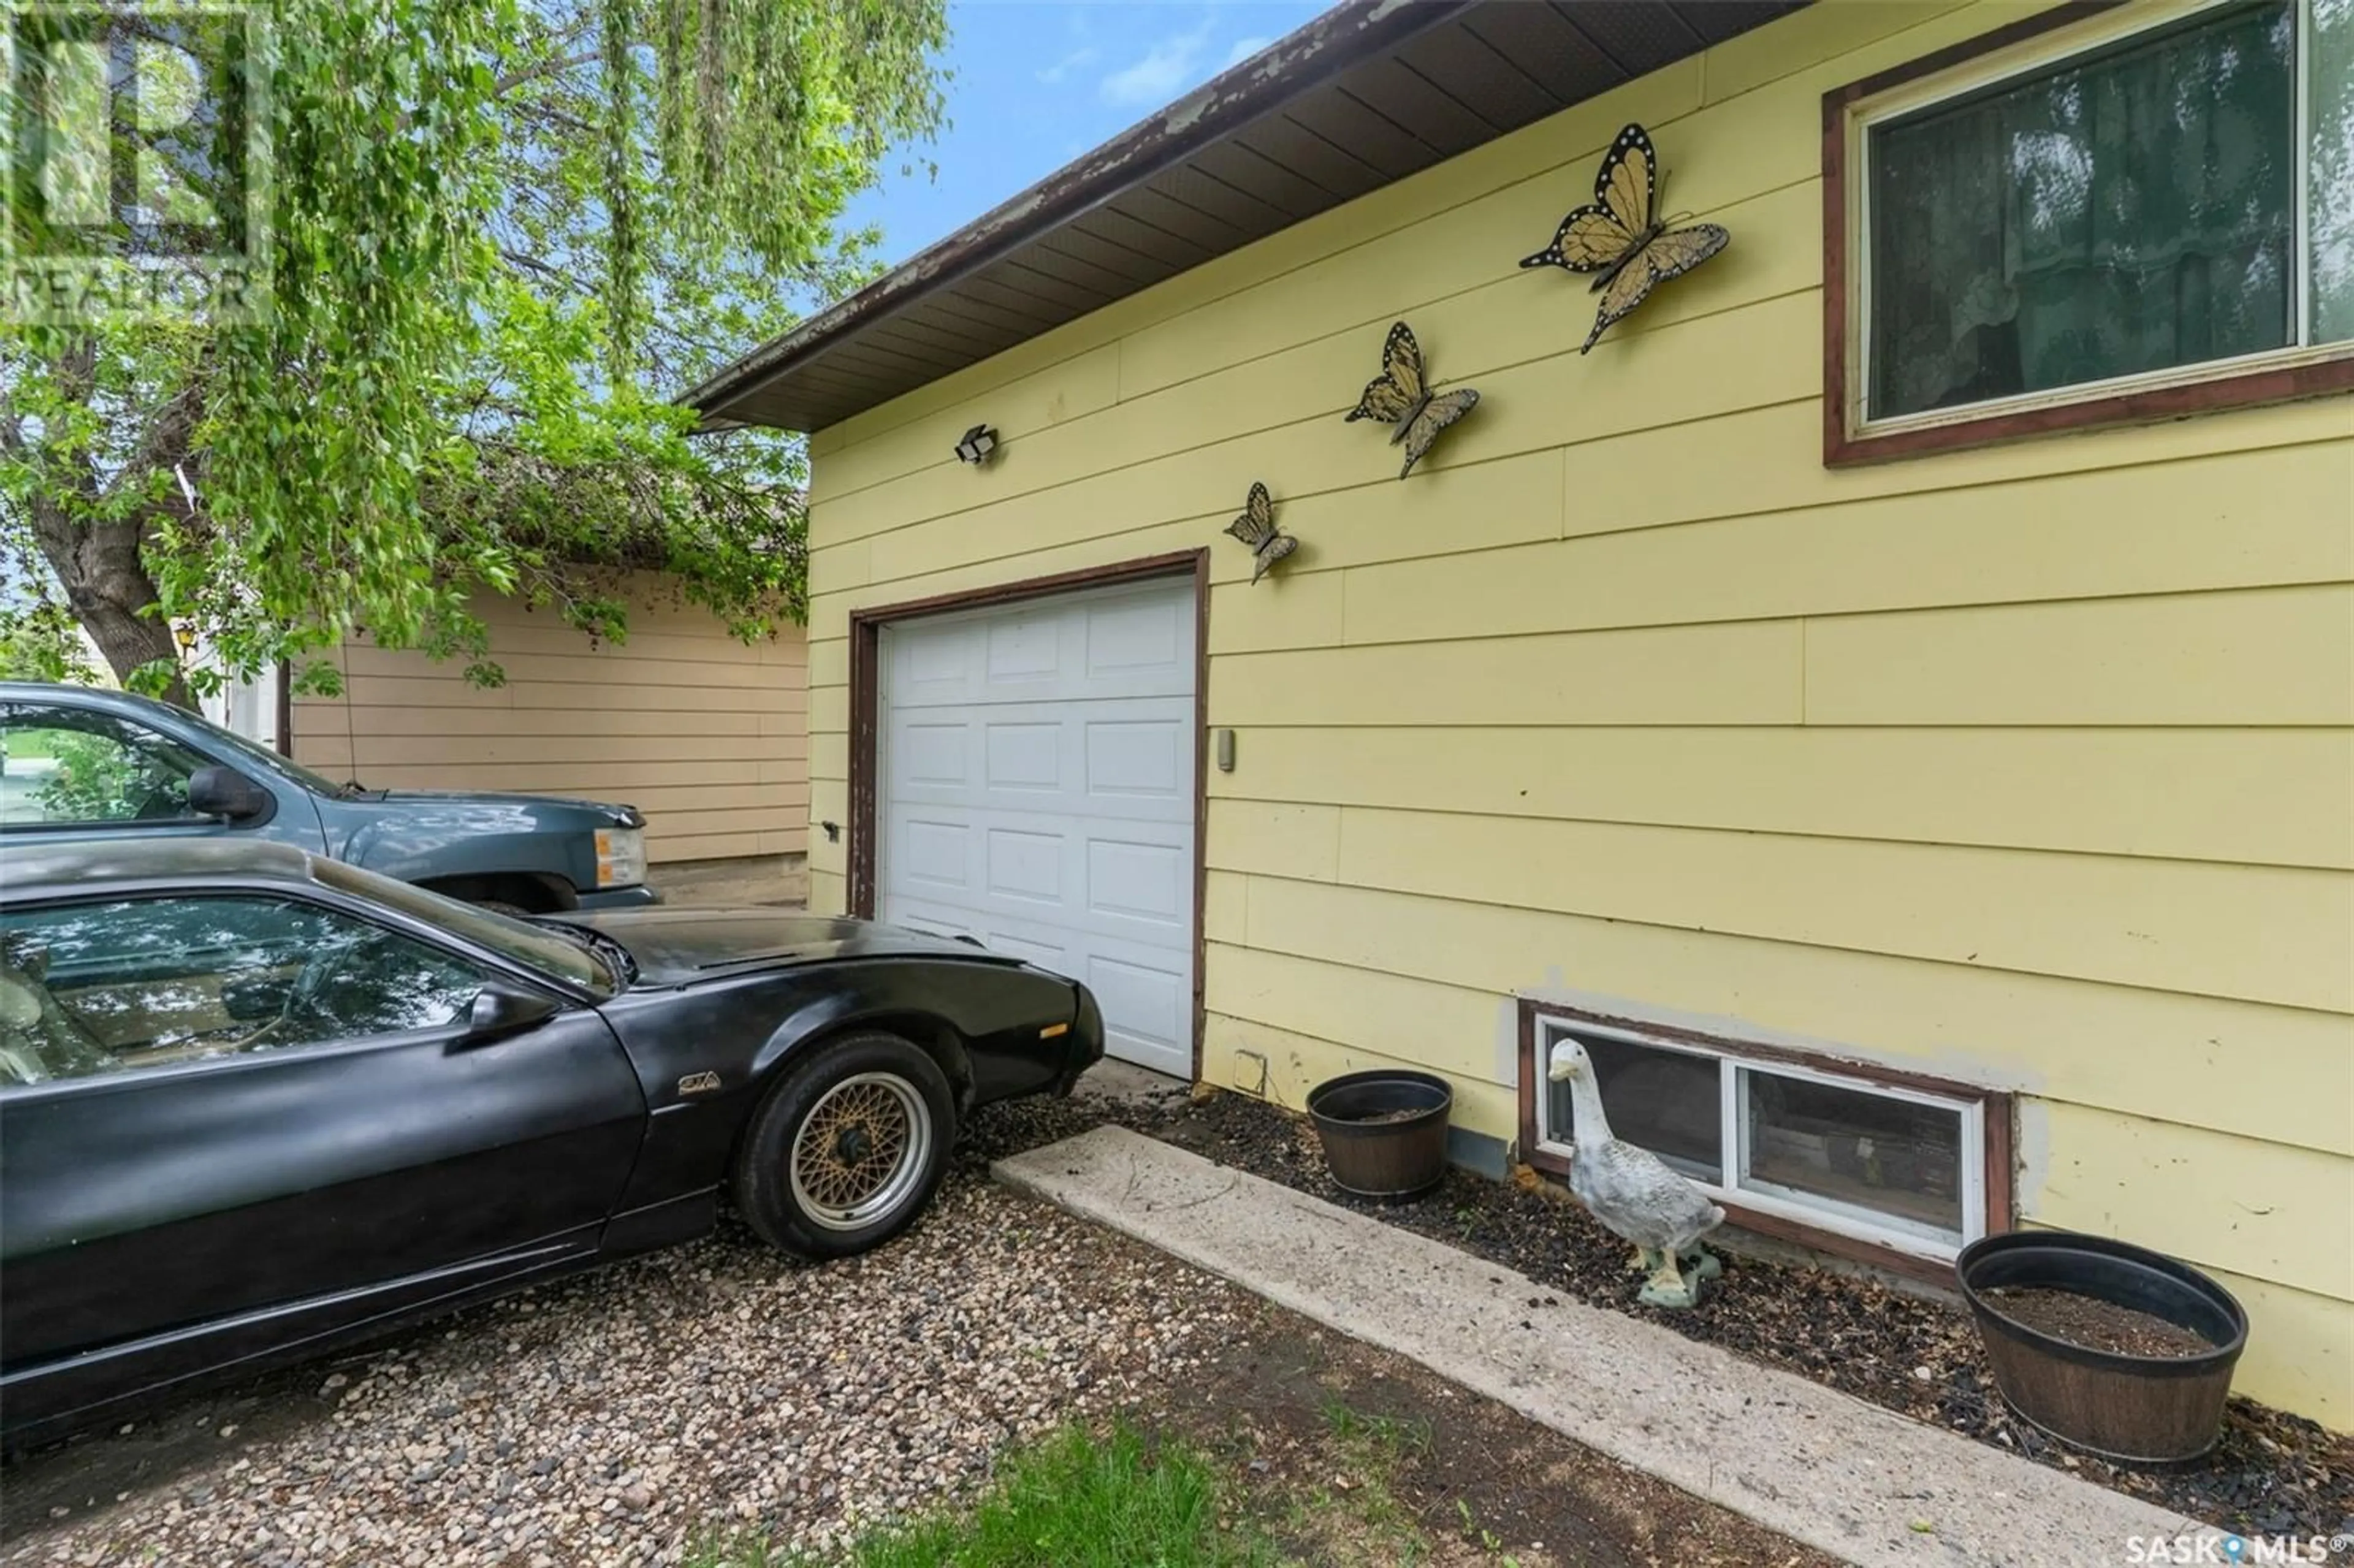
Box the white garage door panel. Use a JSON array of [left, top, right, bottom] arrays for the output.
[[886, 698, 1194, 824], [888, 588, 1194, 709], [1082, 945, 1189, 1062], [878, 579, 1196, 1078], [883, 896, 1191, 1067], [883, 802, 1189, 942]]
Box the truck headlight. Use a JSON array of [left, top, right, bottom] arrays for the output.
[[595, 826, 647, 888]]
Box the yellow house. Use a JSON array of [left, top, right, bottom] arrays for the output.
[[688, 0, 2354, 1425]]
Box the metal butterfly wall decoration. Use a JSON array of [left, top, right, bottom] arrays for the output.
[[1346, 321, 1479, 479], [1225, 482, 1297, 585], [1520, 123, 1729, 354]]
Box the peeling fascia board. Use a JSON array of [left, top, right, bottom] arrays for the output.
[[678, 0, 1477, 427]]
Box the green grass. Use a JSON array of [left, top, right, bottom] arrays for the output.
[[688, 1424, 1274, 1568], [1314, 1394, 1430, 1458], [687, 1536, 785, 1568], [1290, 1398, 1432, 1566], [1, 731, 58, 761]]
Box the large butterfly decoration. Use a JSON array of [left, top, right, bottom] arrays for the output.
[[1346, 321, 1480, 479], [1225, 482, 1297, 585], [1519, 123, 1729, 354]]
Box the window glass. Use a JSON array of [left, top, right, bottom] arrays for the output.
[[166, 698, 349, 798], [0, 896, 487, 1085], [0, 706, 208, 827], [1867, 1, 2298, 418], [1739, 1071, 1965, 1243], [2314, 0, 2354, 342], [1537, 1017, 1986, 1254], [1549, 1030, 1723, 1183]]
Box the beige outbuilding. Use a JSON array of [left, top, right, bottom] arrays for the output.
[[292, 574, 807, 899]]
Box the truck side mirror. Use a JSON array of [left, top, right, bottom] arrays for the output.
[[187, 765, 272, 822]]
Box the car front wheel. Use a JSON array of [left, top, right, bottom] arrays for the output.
[[733, 1031, 955, 1258]]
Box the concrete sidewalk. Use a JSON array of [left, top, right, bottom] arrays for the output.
[[996, 1125, 2214, 1568]]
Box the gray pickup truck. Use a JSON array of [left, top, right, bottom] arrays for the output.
[[0, 682, 658, 913]]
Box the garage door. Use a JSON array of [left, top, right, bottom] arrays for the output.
[[877, 577, 1197, 1077]]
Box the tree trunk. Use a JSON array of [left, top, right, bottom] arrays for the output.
[[32, 514, 191, 707], [9, 337, 196, 708]]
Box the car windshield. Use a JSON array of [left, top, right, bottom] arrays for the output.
[[310, 861, 616, 996], [174, 704, 352, 797]]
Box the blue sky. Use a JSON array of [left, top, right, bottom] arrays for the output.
[[841, 0, 1328, 266]]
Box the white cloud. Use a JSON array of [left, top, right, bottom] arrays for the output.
[[1036, 46, 1099, 86], [1099, 18, 1215, 107], [1222, 35, 1273, 69]]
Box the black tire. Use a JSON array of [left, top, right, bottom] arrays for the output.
[[733, 1031, 955, 1259]]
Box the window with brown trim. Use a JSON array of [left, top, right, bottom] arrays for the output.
[[1515, 1001, 2014, 1282], [1822, 0, 2354, 465]]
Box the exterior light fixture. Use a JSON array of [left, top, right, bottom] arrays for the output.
[[953, 424, 999, 465], [173, 622, 199, 652]]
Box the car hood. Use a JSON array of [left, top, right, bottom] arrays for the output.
[[559, 907, 1023, 986], [371, 789, 642, 826]]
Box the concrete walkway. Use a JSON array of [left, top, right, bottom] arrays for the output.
[[996, 1126, 2215, 1568]]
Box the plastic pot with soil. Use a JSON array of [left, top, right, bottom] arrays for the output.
[[1305, 1069, 1452, 1200], [1957, 1230, 2248, 1464]]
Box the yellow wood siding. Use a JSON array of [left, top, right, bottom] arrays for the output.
[[800, 0, 2354, 1423], [292, 578, 807, 864]]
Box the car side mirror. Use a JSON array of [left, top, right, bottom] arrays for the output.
[[188, 765, 271, 822], [463, 981, 562, 1043]]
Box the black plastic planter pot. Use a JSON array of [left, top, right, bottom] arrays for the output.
[[1305, 1070, 1452, 1200], [1956, 1231, 2247, 1464]]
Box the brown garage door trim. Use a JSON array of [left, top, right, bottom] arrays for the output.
[[847, 548, 1211, 1075]]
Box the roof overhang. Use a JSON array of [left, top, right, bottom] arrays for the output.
[[684, 0, 1806, 434]]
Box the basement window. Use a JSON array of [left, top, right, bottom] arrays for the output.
[[1521, 1008, 2005, 1269]]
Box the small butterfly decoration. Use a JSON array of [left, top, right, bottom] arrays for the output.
[[1519, 123, 1729, 354], [1345, 321, 1480, 479], [1225, 482, 1297, 585]]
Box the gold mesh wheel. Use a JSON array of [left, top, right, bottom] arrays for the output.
[[787, 1071, 934, 1231]]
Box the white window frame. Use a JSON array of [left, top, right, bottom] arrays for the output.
[[1840, 0, 2352, 442], [1531, 1014, 1987, 1263]]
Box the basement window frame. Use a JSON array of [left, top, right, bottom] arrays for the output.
[[1820, 0, 2354, 466], [1515, 1001, 2014, 1282]]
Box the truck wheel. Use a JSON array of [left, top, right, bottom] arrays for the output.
[[733, 1031, 955, 1259]]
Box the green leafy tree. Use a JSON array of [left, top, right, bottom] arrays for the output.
[[0, 602, 102, 684], [1, 0, 945, 702], [31, 728, 158, 822]]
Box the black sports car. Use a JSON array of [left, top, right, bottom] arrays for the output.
[[0, 839, 1103, 1444]]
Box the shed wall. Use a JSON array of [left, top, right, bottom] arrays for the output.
[[292, 577, 809, 866]]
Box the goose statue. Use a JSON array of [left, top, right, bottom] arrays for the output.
[[1548, 1037, 1726, 1307]]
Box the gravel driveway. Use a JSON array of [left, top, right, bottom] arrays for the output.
[[2, 1108, 1244, 1568]]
